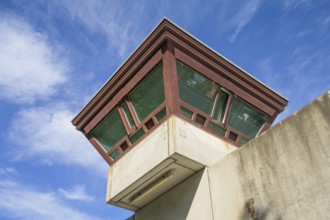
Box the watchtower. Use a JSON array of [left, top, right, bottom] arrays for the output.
[[72, 19, 287, 211]]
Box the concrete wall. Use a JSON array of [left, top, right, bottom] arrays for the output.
[[107, 116, 235, 210], [208, 91, 330, 220], [134, 168, 213, 220], [133, 92, 330, 219]]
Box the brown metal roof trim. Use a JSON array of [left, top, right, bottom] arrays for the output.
[[72, 18, 288, 131]]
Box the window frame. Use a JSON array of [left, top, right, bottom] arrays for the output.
[[90, 60, 169, 164], [175, 60, 268, 146]]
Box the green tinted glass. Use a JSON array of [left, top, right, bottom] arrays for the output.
[[122, 102, 134, 127], [129, 128, 145, 144], [155, 108, 167, 122], [110, 149, 120, 160], [129, 63, 165, 122], [213, 91, 229, 122], [177, 61, 218, 115], [180, 106, 193, 119], [228, 98, 266, 138], [91, 108, 127, 152], [208, 121, 226, 136], [239, 137, 249, 146]]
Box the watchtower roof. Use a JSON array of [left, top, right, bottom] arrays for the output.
[[72, 18, 288, 166]]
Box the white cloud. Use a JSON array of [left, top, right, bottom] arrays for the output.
[[0, 179, 100, 220], [258, 48, 330, 123], [282, 0, 311, 9], [228, 0, 261, 42], [58, 185, 94, 202], [0, 15, 68, 104], [8, 103, 108, 172], [0, 167, 18, 176], [55, 0, 146, 58], [257, 58, 280, 87]]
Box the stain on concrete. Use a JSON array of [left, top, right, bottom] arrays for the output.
[[209, 92, 330, 220]]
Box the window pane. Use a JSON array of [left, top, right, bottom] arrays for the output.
[[122, 102, 135, 127], [177, 61, 218, 115], [120, 141, 129, 152], [129, 63, 165, 122], [129, 128, 145, 144], [195, 114, 206, 126], [229, 131, 238, 142], [213, 91, 229, 122], [228, 98, 266, 138], [91, 108, 127, 152], [208, 121, 226, 136], [180, 106, 193, 119], [110, 149, 120, 160], [155, 108, 167, 122], [239, 137, 249, 146]]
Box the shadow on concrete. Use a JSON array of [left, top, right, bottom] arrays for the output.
[[134, 168, 206, 220]]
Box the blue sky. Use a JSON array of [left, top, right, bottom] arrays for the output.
[[0, 0, 329, 219]]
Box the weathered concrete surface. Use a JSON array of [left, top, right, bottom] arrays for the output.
[[209, 91, 330, 220], [170, 116, 236, 167], [132, 92, 330, 219], [135, 168, 213, 220], [109, 122, 169, 199], [107, 116, 235, 210]]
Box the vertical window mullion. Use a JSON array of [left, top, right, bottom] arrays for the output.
[[223, 93, 234, 125], [118, 106, 131, 135], [211, 89, 220, 117], [122, 101, 136, 128], [126, 99, 140, 126]]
